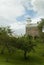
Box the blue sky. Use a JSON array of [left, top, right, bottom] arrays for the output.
[[16, 10, 37, 22], [16, 1, 37, 22], [0, 0, 44, 35]]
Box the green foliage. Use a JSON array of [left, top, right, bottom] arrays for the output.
[[0, 26, 44, 64], [38, 19, 44, 42], [16, 35, 36, 59], [0, 27, 36, 59], [0, 26, 13, 55], [17, 35, 35, 52]]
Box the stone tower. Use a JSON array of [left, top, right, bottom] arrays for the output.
[[26, 18, 39, 37]]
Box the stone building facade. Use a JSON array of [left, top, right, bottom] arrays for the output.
[[26, 18, 39, 37]]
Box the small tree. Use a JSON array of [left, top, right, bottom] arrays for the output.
[[17, 35, 36, 59], [0, 26, 16, 61], [0, 27, 13, 54]]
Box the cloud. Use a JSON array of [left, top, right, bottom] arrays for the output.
[[22, 0, 33, 10], [32, 0, 44, 18], [0, 0, 32, 35], [0, 0, 25, 20], [0, 0, 44, 35], [0, 0, 31, 24], [10, 21, 26, 35], [0, 0, 30, 35], [0, 0, 44, 22]]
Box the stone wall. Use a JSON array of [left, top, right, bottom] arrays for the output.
[[26, 26, 39, 37]]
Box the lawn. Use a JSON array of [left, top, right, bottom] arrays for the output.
[[0, 43, 44, 65]]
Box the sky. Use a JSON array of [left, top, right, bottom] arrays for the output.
[[0, 0, 44, 35]]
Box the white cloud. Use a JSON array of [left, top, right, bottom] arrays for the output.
[[32, 0, 44, 18], [22, 0, 33, 10], [0, 0, 25, 19], [0, 0, 31, 35], [10, 21, 26, 35], [0, 0, 44, 35], [32, 18, 41, 23]]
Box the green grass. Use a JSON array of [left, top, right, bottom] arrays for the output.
[[0, 43, 44, 65]]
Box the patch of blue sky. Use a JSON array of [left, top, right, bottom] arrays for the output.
[[25, 9, 37, 18], [16, 15, 25, 22], [16, 10, 37, 22], [16, 2, 37, 22]]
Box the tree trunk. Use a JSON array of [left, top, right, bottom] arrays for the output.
[[24, 51, 27, 59], [1, 46, 5, 54]]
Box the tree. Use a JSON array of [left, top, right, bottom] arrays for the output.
[[16, 35, 36, 59], [0, 26, 36, 60], [38, 19, 44, 42], [0, 26, 13, 54]]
